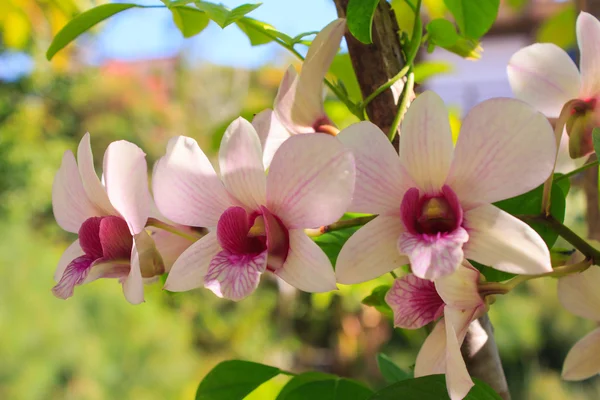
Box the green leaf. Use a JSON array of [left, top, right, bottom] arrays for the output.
[[592, 127, 600, 159], [171, 6, 210, 38], [426, 19, 459, 47], [347, 0, 379, 44], [291, 30, 319, 44], [376, 353, 412, 383], [494, 181, 567, 248], [284, 377, 373, 400], [362, 285, 392, 317], [47, 3, 137, 60], [536, 4, 576, 50], [195, 360, 280, 400], [413, 61, 453, 83], [471, 260, 514, 283], [195, 1, 261, 28], [277, 372, 336, 400], [235, 17, 293, 46], [443, 0, 500, 39], [368, 375, 502, 399], [329, 53, 363, 103], [312, 226, 360, 266]]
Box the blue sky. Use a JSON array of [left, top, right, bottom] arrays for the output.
[[95, 0, 339, 67]]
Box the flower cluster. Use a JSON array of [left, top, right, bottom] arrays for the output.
[[51, 13, 600, 400]]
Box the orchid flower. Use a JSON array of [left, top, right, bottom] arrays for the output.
[[558, 266, 600, 380], [336, 91, 555, 282], [52, 133, 162, 304], [152, 117, 355, 301], [508, 12, 600, 159], [386, 262, 487, 400]]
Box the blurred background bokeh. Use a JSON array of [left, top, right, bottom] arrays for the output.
[[1, 0, 599, 399]]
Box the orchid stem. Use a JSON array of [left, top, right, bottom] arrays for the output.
[[387, 71, 414, 142], [554, 160, 600, 182], [146, 218, 201, 242], [389, 271, 398, 279], [305, 215, 377, 237]]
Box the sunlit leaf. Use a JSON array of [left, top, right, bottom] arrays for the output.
[[390, 0, 416, 38], [362, 285, 392, 317], [347, 0, 379, 44], [195, 360, 280, 400], [195, 1, 261, 28], [277, 372, 336, 400], [368, 375, 502, 399], [413, 61, 453, 83], [171, 6, 210, 38], [47, 3, 138, 60], [284, 377, 373, 400], [376, 353, 412, 383], [236, 17, 293, 46], [329, 53, 363, 103], [312, 226, 360, 266], [443, 0, 499, 39], [426, 19, 459, 47], [536, 4, 576, 50]]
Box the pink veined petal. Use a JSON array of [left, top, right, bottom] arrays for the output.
[[562, 327, 600, 381], [122, 240, 144, 305], [99, 216, 133, 260], [77, 133, 116, 215], [507, 43, 581, 118], [463, 204, 552, 275], [385, 274, 445, 329], [252, 109, 291, 169], [103, 140, 151, 235], [336, 216, 409, 284], [78, 217, 104, 259], [399, 91, 454, 195], [577, 12, 600, 98], [219, 118, 267, 210], [415, 319, 447, 377], [275, 229, 337, 292], [558, 266, 600, 321], [52, 150, 101, 233], [266, 134, 355, 228], [398, 227, 469, 281], [205, 249, 268, 301], [337, 121, 414, 215], [52, 255, 94, 299], [164, 231, 221, 292], [447, 98, 555, 207], [444, 307, 475, 400], [216, 206, 251, 253], [55, 239, 84, 282], [153, 136, 233, 227], [435, 261, 484, 310]]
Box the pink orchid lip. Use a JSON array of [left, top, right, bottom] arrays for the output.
[[216, 206, 290, 272], [53, 215, 133, 299], [572, 97, 597, 114], [401, 185, 463, 236]]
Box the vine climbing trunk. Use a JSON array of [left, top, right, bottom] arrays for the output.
[[332, 1, 510, 397]]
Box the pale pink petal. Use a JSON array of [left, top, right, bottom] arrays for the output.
[[274, 20, 345, 133], [444, 307, 475, 400], [562, 327, 600, 381], [77, 133, 116, 215], [150, 228, 195, 271], [164, 231, 221, 291], [463, 204, 552, 275], [435, 262, 484, 310], [266, 134, 355, 228], [415, 319, 447, 377], [52, 151, 101, 233], [447, 98, 555, 207], [219, 118, 267, 209], [336, 216, 409, 284], [399, 91, 454, 194], [385, 274, 445, 329], [398, 228, 469, 281], [337, 121, 414, 215], [84, 261, 129, 283], [122, 239, 144, 305], [507, 43, 580, 117], [275, 229, 337, 292], [204, 249, 268, 301], [577, 12, 600, 98], [558, 266, 600, 321], [252, 109, 291, 169], [153, 136, 232, 227], [54, 239, 84, 282], [103, 141, 151, 235]]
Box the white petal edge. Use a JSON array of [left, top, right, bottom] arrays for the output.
[[252, 109, 291, 169], [123, 241, 144, 305], [54, 239, 84, 282], [77, 133, 116, 215]]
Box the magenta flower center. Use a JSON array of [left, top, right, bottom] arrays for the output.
[[401, 185, 463, 236], [216, 206, 290, 272]]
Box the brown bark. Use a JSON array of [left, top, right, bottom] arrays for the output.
[[333, 0, 405, 148]]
